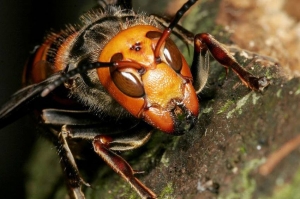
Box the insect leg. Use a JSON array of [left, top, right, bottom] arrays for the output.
[[42, 109, 104, 126], [44, 108, 155, 198], [91, 126, 157, 199], [192, 33, 270, 93], [41, 109, 103, 199], [54, 122, 149, 199], [55, 128, 88, 199]]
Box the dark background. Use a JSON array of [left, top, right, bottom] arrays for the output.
[[0, 0, 168, 198]]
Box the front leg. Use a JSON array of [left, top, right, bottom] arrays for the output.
[[56, 127, 91, 199], [62, 121, 156, 199], [92, 125, 157, 199], [191, 33, 270, 93], [42, 108, 141, 199]]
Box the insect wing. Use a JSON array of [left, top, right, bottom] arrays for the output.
[[0, 73, 61, 129]]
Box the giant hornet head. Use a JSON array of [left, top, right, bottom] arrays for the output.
[[97, 25, 199, 134]]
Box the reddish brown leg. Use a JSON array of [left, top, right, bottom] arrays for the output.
[[57, 128, 90, 199], [191, 33, 269, 93], [44, 108, 154, 198], [93, 134, 157, 199]]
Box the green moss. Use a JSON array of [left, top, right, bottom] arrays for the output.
[[220, 159, 265, 199], [251, 93, 261, 105], [295, 84, 300, 95], [239, 145, 247, 155], [276, 89, 282, 98], [159, 183, 174, 199], [202, 106, 213, 114], [217, 100, 235, 114], [226, 92, 252, 119], [268, 166, 300, 199], [264, 68, 273, 80], [160, 152, 170, 167], [218, 70, 227, 82]]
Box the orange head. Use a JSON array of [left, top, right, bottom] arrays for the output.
[[98, 25, 199, 134]]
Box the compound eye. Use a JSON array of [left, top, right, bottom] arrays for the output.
[[146, 31, 182, 73], [163, 39, 182, 73], [110, 53, 145, 98]]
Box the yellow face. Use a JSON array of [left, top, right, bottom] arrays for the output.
[[98, 25, 199, 133]]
